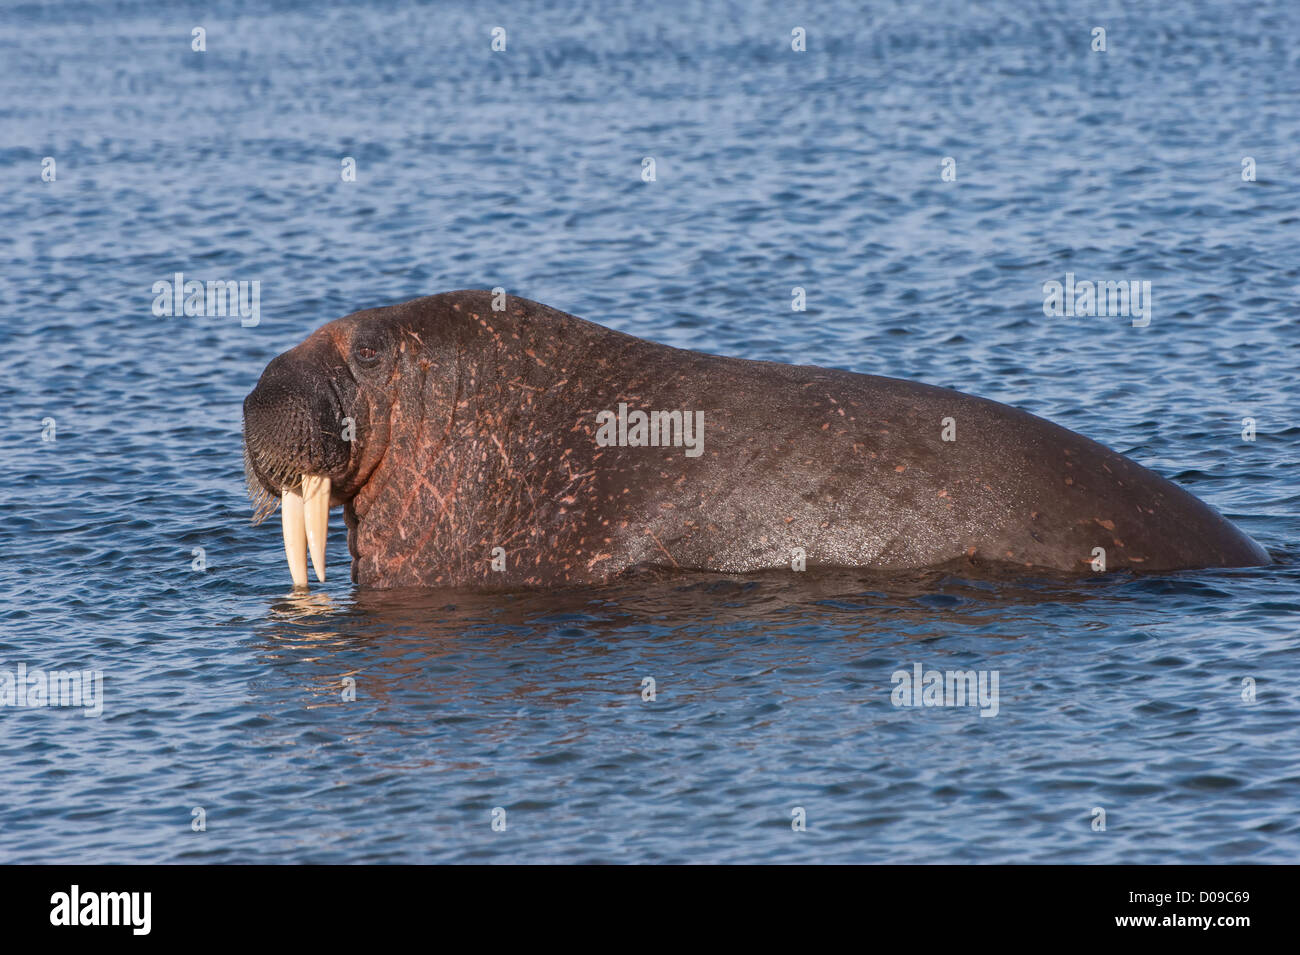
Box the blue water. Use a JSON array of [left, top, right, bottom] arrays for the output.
[[2, 0, 1298, 863]]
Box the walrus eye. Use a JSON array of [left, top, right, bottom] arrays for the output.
[[353, 340, 381, 367]]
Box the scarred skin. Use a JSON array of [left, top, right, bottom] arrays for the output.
[[242, 290, 1269, 589]]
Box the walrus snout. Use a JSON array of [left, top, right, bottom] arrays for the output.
[[243, 348, 355, 587], [243, 353, 351, 486]]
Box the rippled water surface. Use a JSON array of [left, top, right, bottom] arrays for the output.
[[2, 0, 1298, 863]]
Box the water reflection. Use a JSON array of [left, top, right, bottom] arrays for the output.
[[246, 565, 1131, 713]]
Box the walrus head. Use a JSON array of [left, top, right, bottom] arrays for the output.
[[242, 309, 408, 586], [244, 291, 645, 590]]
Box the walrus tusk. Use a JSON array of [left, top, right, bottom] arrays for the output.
[[302, 474, 330, 583], [281, 483, 308, 587]]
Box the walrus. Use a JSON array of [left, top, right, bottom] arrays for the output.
[[242, 290, 1268, 589]]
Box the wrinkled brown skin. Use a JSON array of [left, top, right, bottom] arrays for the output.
[[242, 290, 1269, 589]]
